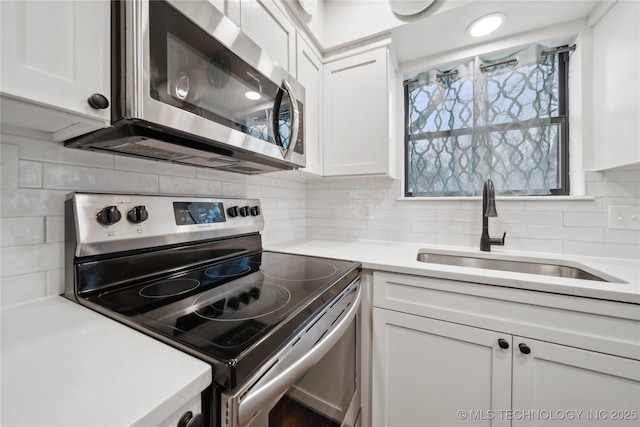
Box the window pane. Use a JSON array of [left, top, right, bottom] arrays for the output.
[[405, 45, 567, 197]]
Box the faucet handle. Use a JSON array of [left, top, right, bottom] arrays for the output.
[[489, 232, 506, 247]]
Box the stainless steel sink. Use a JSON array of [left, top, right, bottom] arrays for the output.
[[416, 250, 619, 282]]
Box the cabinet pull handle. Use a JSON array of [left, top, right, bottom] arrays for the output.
[[498, 338, 509, 349], [87, 93, 109, 110], [177, 411, 203, 427], [272, 79, 299, 160], [519, 343, 531, 355]]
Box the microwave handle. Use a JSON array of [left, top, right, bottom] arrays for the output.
[[272, 79, 299, 160], [234, 281, 361, 426]]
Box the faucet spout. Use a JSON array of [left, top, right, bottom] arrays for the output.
[[480, 179, 506, 251]]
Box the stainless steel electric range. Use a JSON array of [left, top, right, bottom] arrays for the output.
[[65, 193, 362, 427]]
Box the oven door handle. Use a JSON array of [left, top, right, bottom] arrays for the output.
[[236, 281, 361, 426]]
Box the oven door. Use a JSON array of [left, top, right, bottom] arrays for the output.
[[220, 279, 361, 427]]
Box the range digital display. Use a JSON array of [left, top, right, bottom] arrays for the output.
[[174, 202, 226, 225]]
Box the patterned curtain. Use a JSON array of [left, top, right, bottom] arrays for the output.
[[407, 45, 560, 196]]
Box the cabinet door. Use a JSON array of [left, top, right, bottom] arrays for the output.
[[0, 0, 110, 139], [323, 48, 389, 176], [372, 308, 511, 427], [207, 0, 241, 26], [240, 0, 295, 72], [296, 35, 323, 175], [512, 337, 640, 426], [592, 0, 640, 169]]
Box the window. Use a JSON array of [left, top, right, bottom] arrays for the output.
[[404, 44, 571, 197]]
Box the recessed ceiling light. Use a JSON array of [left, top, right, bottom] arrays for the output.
[[468, 13, 506, 37], [245, 91, 261, 100]]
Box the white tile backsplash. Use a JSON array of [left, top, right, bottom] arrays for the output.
[[0, 132, 307, 306], [0, 217, 45, 246], [306, 166, 640, 260], [43, 162, 160, 192], [1, 242, 65, 278], [18, 160, 43, 188], [0, 272, 48, 307], [1, 132, 639, 307], [1, 143, 19, 189]]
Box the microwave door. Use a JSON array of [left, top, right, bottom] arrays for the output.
[[141, 0, 304, 166], [158, 31, 281, 145]]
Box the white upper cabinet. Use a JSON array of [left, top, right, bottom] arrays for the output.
[[240, 0, 296, 73], [0, 0, 110, 141], [296, 34, 323, 175], [323, 45, 399, 177], [209, 0, 241, 26], [591, 0, 640, 170]]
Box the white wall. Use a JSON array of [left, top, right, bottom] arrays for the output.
[[0, 132, 306, 307], [306, 168, 640, 259]]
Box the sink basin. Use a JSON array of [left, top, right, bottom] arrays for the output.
[[416, 250, 620, 282]]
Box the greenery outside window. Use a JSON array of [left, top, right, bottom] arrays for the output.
[[404, 44, 571, 197]]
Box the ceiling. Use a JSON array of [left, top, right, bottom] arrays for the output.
[[292, 1, 605, 64], [390, 0, 602, 63]]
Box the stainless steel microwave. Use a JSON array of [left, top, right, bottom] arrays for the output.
[[66, 0, 305, 174]]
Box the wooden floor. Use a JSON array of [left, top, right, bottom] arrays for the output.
[[269, 396, 339, 427]]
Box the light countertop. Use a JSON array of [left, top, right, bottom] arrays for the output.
[[1, 296, 212, 426], [267, 238, 640, 304]]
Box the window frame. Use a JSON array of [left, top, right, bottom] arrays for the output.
[[403, 49, 571, 198]]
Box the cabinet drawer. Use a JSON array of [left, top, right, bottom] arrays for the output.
[[373, 271, 640, 360]]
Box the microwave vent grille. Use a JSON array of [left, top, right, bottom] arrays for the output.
[[111, 143, 188, 161], [221, 165, 264, 174]]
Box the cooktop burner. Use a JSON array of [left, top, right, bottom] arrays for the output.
[[262, 259, 338, 281], [204, 263, 251, 278], [192, 281, 291, 322], [139, 278, 200, 298]]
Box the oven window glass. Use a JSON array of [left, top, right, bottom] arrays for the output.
[[148, 0, 295, 149], [269, 320, 358, 426], [173, 202, 226, 225]]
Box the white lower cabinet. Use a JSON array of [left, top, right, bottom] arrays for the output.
[[372, 272, 640, 426], [373, 308, 511, 427], [512, 338, 640, 427]]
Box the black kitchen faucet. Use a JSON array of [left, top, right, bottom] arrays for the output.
[[480, 179, 506, 251]]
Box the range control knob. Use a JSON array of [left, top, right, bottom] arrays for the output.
[[96, 206, 122, 226], [239, 206, 250, 217], [250, 206, 261, 216], [249, 287, 261, 299], [127, 205, 149, 224], [227, 296, 240, 310], [239, 291, 250, 304], [227, 206, 239, 218]]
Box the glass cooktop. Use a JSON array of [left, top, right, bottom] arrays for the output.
[[85, 251, 360, 388]]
